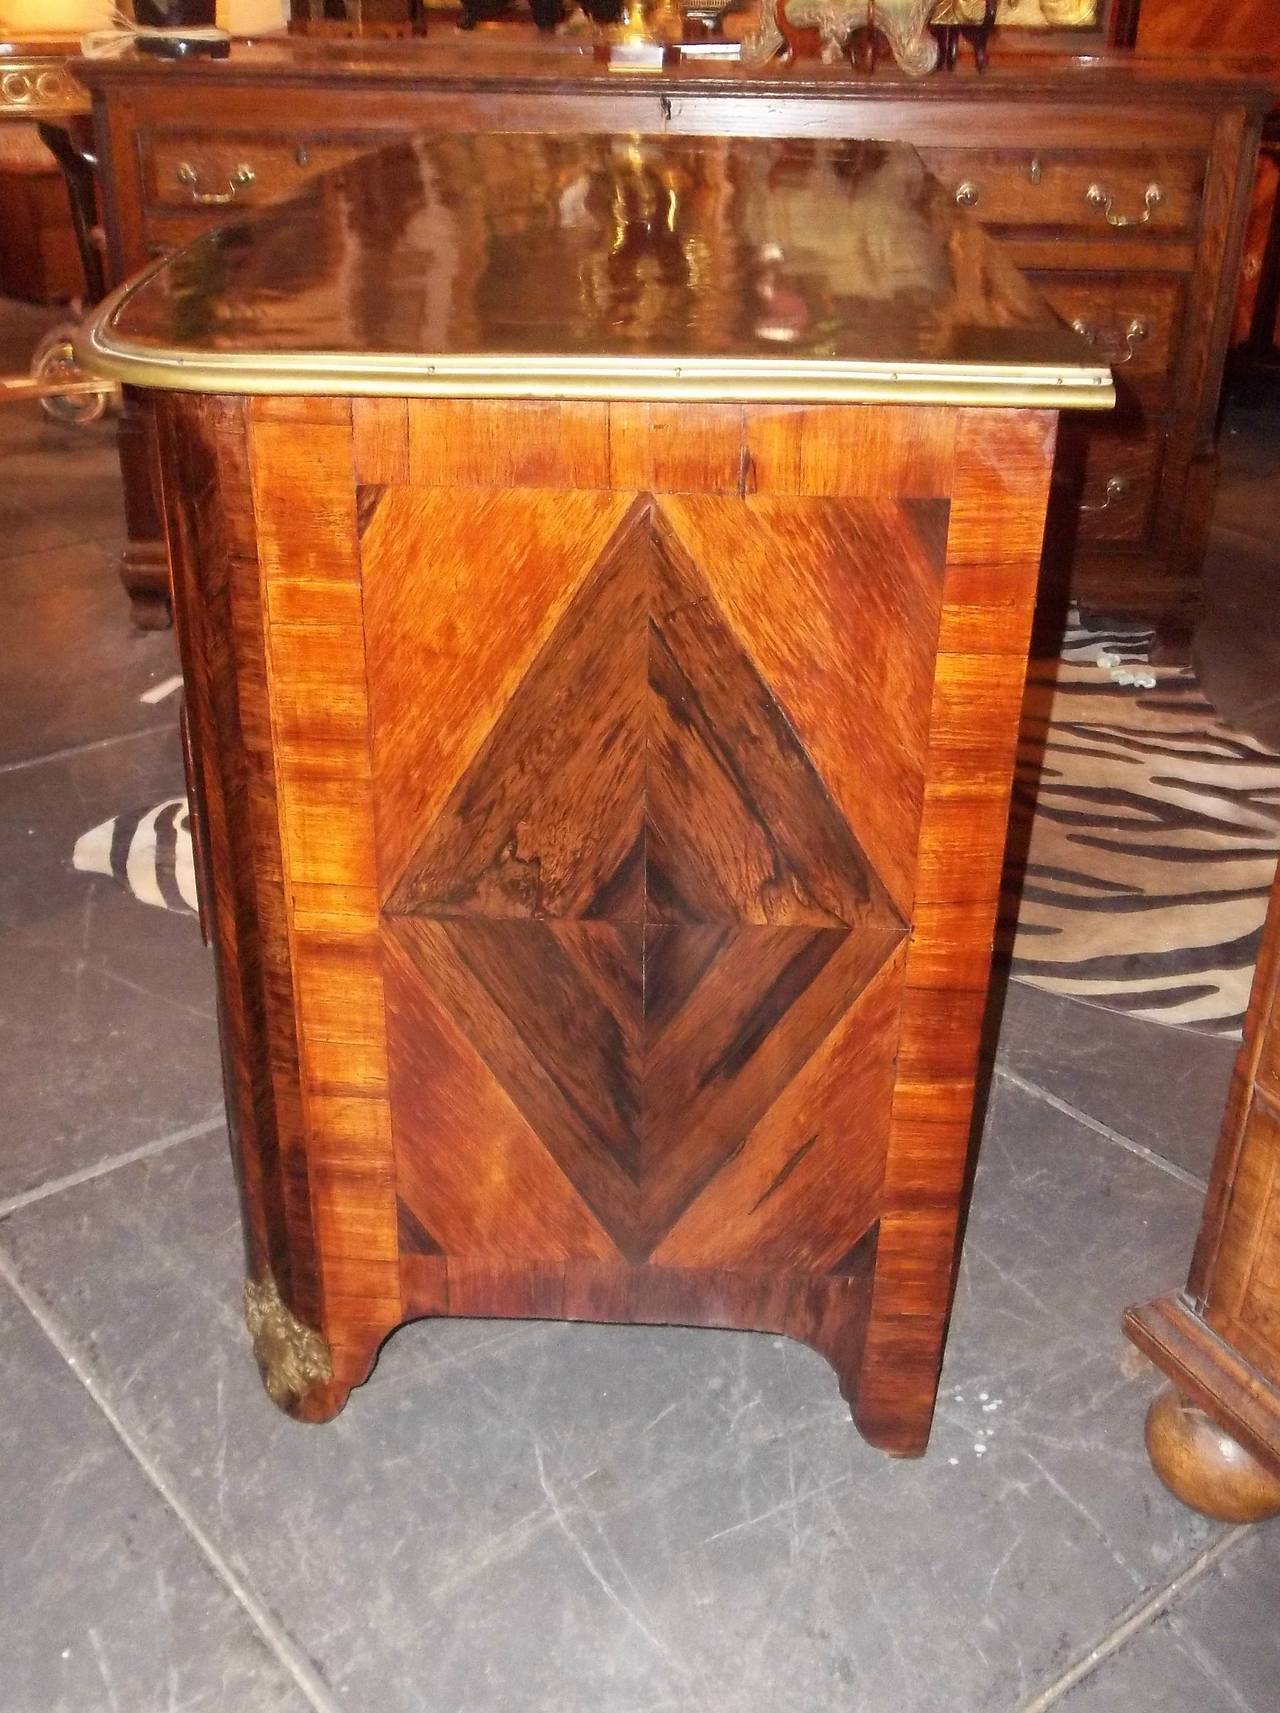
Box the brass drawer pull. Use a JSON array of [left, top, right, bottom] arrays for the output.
[[1085, 182, 1165, 228], [1081, 475, 1131, 513], [175, 161, 256, 205], [1070, 317, 1151, 365], [954, 180, 980, 209]]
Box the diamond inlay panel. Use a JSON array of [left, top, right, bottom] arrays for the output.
[[369, 491, 943, 1265]]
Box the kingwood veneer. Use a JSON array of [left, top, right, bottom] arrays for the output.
[[81, 133, 1112, 1452]]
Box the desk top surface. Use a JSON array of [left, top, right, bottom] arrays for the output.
[[81, 132, 1113, 409], [71, 35, 1277, 102]]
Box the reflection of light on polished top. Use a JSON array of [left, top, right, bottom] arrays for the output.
[[79, 132, 1115, 410]]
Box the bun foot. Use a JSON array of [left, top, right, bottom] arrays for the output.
[[1145, 1385, 1280, 1523], [243, 1275, 349, 1424]]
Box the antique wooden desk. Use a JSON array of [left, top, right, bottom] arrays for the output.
[[74, 39, 1272, 631], [81, 133, 1112, 1454]]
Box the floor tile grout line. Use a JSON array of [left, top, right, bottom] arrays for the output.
[[993, 1066, 1210, 1192], [0, 721, 179, 778], [0, 1114, 225, 1220], [1011, 1523, 1252, 1713], [0, 1241, 344, 1713]]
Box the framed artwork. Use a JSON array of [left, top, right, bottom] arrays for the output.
[[995, 0, 1144, 39], [993, 0, 1103, 26]]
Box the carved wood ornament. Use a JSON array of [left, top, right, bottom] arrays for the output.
[[742, 0, 944, 71]]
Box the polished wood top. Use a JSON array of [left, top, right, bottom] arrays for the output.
[[81, 133, 1113, 407], [72, 34, 1277, 106]]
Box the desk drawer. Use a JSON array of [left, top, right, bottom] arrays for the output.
[[140, 130, 369, 217], [920, 148, 1205, 239], [1029, 271, 1188, 407], [1070, 422, 1168, 550]]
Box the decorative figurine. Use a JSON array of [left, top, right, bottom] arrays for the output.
[[741, 0, 940, 74], [930, 0, 997, 71]]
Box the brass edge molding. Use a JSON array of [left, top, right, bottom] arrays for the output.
[[76, 329, 1118, 410], [76, 276, 1116, 412], [243, 1273, 333, 1410]]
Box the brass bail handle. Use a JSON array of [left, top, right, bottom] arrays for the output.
[[1070, 317, 1151, 365], [176, 161, 256, 206], [1080, 475, 1131, 514], [1085, 182, 1165, 228]]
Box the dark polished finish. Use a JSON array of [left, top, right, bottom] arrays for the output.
[[75, 37, 1273, 625], [36, 117, 105, 305], [1231, 120, 1280, 403], [83, 133, 1105, 401], [1126, 860, 1280, 1522], [1135, 2, 1280, 402], [109, 135, 1079, 1452]]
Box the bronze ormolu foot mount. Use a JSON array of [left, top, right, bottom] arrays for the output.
[[244, 1275, 350, 1424]]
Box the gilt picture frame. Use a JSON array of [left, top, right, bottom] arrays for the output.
[[992, 0, 1145, 45], [993, 0, 1102, 29]]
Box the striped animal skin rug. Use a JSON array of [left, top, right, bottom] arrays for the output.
[[1007, 610, 1280, 1038], [73, 797, 199, 915], [72, 611, 1280, 1039]]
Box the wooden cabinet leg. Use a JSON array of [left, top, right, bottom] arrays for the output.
[[1145, 1385, 1280, 1523], [123, 571, 173, 632], [118, 388, 173, 631]]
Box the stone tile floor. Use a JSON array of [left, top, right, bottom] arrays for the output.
[[1, 304, 1278, 1712]]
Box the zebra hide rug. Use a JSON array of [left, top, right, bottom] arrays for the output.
[[73, 797, 198, 916], [72, 614, 1280, 1039], [1006, 611, 1280, 1038]]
